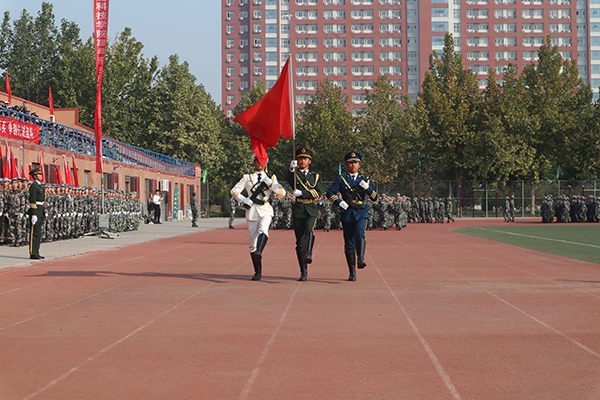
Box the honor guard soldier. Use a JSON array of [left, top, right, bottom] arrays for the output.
[[287, 147, 324, 281], [231, 153, 286, 281], [326, 151, 377, 281], [28, 167, 46, 260]]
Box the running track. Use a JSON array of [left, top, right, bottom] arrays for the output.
[[0, 219, 598, 399]]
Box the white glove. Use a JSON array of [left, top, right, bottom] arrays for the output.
[[289, 160, 298, 172], [359, 180, 369, 190], [339, 200, 349, 210], [32, 215, 38, 225], [293, 189, 302, 197], [262, 175, 273, 187], [19, 213, 23, 218], [242, 197, 253, 207]]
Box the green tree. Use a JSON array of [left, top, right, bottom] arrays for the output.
[[415, 33, 481, 186]]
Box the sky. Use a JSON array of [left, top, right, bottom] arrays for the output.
[[3, 0, 222, 102]]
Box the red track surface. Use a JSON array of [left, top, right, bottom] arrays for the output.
[[0, 219, 599, 400]]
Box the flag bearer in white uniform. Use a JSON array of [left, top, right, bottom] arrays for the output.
[[231, 153, 286, 280]]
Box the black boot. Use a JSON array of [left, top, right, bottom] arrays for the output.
[[296, 248, 307, 281], [356, 239, 367, 269], [345, 250, 356, 281], [304, 232, 315, 264], [250, 252, 262, 281], [254, 233, 268, 257]]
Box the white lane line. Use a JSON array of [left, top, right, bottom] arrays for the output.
[[372, 258, 463, 400], [239, 285, 299, 400], [473, 227, 600, 249]]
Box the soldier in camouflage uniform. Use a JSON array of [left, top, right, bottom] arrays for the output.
[[445, 197, 455, 223], [0, 178, 8, 244], [318, 195, 333, 232], [282, 193, 294, 230], [393, 194, 403, 230], [6, 178, 24, 246]]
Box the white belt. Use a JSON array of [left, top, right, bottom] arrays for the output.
[[36, 201, 45, 206]]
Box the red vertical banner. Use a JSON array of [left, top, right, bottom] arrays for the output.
[[72, 154, 80, 186], [94, 0, 109, 174], [5, 74, 11, 105], [49, 87, 54, 115], [40, 152, 46, 183]]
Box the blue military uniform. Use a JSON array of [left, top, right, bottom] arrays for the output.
[[326, 151, 377, 281]]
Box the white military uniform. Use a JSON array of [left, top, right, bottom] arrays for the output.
[[231, 171, 285, 252]]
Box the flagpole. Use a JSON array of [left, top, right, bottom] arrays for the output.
[[288, 56, 297, 191]]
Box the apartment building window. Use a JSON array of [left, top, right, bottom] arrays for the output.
[[297, 80, 319, 90], [494, 0, 515, 4], [467, 23, 489, 32], [591, 65, 600, 74], [522, 51, 539, 61], [296, 52, 319, 62], [478, 79, 488, 89], [324, 38, 347, 47], [240, 81, 249, 90], [226, 11, 235, 20], [495, 23, 517, 32], [240, 39, 249, 48], [454, 23, 461, 34], [591, 37, 600, 47], [592, 51, 600, 60], [407, 51, 417, 60], [226, 0, 235, 5], [296, 38, 318, 47], [226, 95, 235, 105], [254, 10, 262, 19], [352, 80, 375, 90], [522, 37, 544, 46], [522, 9, 544, 18], [266, 52, 278, 61], [407, 66, 418, 75], [296, 95, 311, 104], [352, 51, 375, 61], [254, 66, 262, 76], [467, 37, 489, 46], [254, 52, 262, 61], [390, 80, 402, 89], [239, 67, 248, 77], [549, 9, 571, 19], [296, 10, 318, 19], [432, 22, 449, 32], [330, 80, 347, 89], [352, 0, 374, 4], [379, 51, 402, 61], [266, 23, 277, 33], [352, 23, 374, 33], [466, 0, 488, 3], [380, 23, 402, 33], [550, 23, 571, 33], [227, 81, 235, 91], [352, 65, 374, 75], [226, 67, 234, 77], [324, 51, 347, 61], [379, 37, 401, 47], [226, 25, 235, 34], [551, 37, 572, 46], [559, 51, 572, 60], [379, 0, 401, 4], [323, 10, 345, 19], [495, 65, 508, 74], [522, 23, 544, 32], [323, 0, 346, 4], [522, 0, 543, 4], [296, 66, 319, 75], [407, 24, 417, 33], [254, 38, 263, 48], [495, 50, 517, 60], [379, 9, 402, 19], [266, 10, 277, 19], [281, 52, 290, 63], [466, 9, 488, 18], [296, 0, 317, 4], [281, 24, 290, 34], [467, 51, 490, 61], [352, 94, 367, 104], [296, 24, 318, 34], [495, 9, 516, 18], [240, 25, 248, 34], [352, 9, 374, 19], [432, 8, 449, 18], [324, 24, 346, 33], [548, 0, 570, 3], [226, 53, 235, 62], [494, 37, 516, 46], [324, 66, 346, 75], [469, 65, 490, 75], [380, 65, 403, 75], [226, 39, 234, 48]]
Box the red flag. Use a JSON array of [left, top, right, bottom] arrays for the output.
[[64, 158, 74, 186], [10, 150, 18, 179], [2, 145, 8, 179], [40, 152, 46, 183], [20, 161, 25, 179], [234, 58, 293, 166], [55, 164, 63, 184], [94, 0, 109, 174], [49, 87, 54, 115], [0, 145, 4, 179], [72, 155, 80, 186], [5, 74, 11, 105]]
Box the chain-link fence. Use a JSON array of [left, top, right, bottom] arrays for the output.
[[374, 180, 600, 218]]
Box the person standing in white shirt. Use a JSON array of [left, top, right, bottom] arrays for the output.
[[231, 153, 286, 280], [152, 189, 162, 224]]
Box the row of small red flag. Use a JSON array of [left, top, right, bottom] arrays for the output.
[[1, 144, 79, 186], [4, 73, 54, 115]]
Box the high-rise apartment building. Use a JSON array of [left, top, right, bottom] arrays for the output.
[[222, 0, 598, 118]]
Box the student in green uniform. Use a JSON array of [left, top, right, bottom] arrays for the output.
[[27, 168, 46, 260]]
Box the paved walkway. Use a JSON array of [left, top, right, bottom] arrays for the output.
[[0, 217, 245, 271]]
